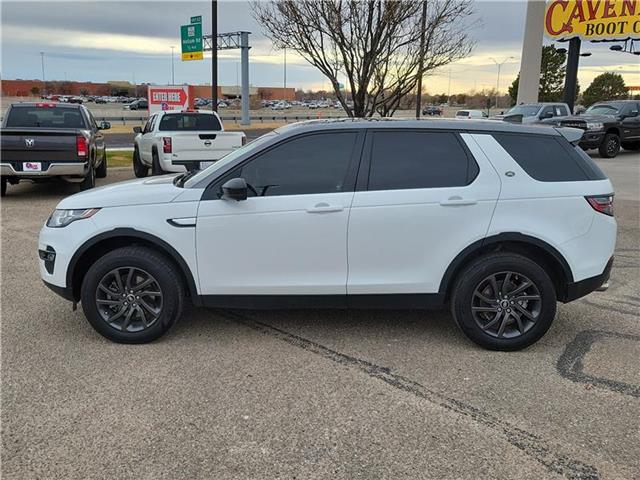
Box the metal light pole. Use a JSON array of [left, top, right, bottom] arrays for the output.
[[415, 0, 428, 119], [211, 0, 218, 111], [490, 56, 514, 109], [40, 51, 45, 83], [283, 47, 287, 89], [170, 46, 175, 85]]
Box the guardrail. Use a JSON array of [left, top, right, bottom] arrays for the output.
[[93, 114, 348, 125]]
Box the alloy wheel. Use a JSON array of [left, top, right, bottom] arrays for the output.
[[607, 137, 620, 156], [95, 267, 163, 332], [471, 271, 541, 339]]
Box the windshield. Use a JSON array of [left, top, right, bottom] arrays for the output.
[[159, 113, 221, 131], [585, 104, 621, 115], [183, 131, 279, 188], [505, 105, 541, 117]]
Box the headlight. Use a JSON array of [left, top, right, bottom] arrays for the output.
[[586, 122, 604, 131], [46, 208, 100, 228]]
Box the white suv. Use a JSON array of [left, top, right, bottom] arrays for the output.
[[39, 120, 616, 350]]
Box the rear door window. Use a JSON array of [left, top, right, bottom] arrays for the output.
[[158, 113, 221, 131], [493, 133, 604, 181], [367, 131, 477, 191]]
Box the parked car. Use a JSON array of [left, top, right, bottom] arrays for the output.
[[422, 106, 443, 116], [455, 110, 488, 119], [94, 97, 107, 104], [492, 103, 571, 124], [539, 100, 640, 158], [132, 110, 246, 176], [0, 103, 110, 196], [68, 96, 84, 104], [124, 99, 148, 111], [39, 119, 615, 350]]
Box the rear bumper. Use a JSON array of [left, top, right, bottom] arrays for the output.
[[1, 161, 87, 177], [562, 256, 613, 303]]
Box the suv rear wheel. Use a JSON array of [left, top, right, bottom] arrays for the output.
[[599, 133, 620, 158], [450, 253, 556, 351], [80, 246, 184, 343]]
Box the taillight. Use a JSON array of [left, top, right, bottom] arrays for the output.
[[162, 137, 172, 154], [586, 194, 614, 216], [76, 136, 88, 157]]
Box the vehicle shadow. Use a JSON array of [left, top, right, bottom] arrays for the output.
[[172, 304, 461, 347]]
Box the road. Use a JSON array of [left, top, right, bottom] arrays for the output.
[[1, 151, 639, 479]]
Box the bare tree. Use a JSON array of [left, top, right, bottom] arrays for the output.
[[252, 0, 475, 117]]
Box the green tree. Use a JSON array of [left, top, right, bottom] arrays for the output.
[[582, 72, 628, 106], [30, 86, 40, 96], [509, 46, 568, 104]]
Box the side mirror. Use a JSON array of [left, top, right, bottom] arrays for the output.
[[539, 112, 554, 120], [222, 177, 248, 201], [624, 110, 638, 118], [133, 126, 142, 134], [99, 121, 111, 130]]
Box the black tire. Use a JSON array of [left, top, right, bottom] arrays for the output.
[[450, 253, 557, 351], [133, 149, 148, 178], [151, 150, 164, 176], [598, 133, 621, 158], [80, 246, 184, 344], [621, 142, 640, 151], [79, 163, 95, 191], [1, 177, 7, 197], [95, 152, 107, 178]]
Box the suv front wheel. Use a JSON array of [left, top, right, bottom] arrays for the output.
[[80, 246, 184, 343], [450, 253, 556, 351]]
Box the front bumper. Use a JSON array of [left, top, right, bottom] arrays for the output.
[[562, 256, 613, 303], [578, 131, 605, 150], [1, 161, 87, 177]]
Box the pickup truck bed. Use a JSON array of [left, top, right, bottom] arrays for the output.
[[0, 103, 110, 196]]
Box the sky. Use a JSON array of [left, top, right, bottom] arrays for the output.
[[1, 0, 638, 95]]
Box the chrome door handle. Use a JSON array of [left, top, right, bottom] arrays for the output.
[[440, 196, 477, 206], [306, 202, 344, 213]]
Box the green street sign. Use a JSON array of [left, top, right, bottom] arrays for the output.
[[190, 15, 202, 24], [181, 23, 203, 61]]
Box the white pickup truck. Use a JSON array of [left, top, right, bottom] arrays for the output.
[[132, 110, 245, 177]]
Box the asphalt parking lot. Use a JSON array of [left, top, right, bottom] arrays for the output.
[[1, 151, 639, 479]]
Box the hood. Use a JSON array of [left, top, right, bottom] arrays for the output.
[[56, 174, 185, 209]]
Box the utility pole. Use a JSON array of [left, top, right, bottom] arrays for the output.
[[170, 46, 175, 85], [447, 67, 452, 104], [211, 0, 218, 111], [283, 47, 287, 89], [415, 0, 427, 119]]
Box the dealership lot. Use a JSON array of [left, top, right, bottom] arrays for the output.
[[1, 151, 639, 478]]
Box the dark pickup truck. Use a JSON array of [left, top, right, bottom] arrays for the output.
[[540, 100, 640, 158], [0, 103, 111, 197]]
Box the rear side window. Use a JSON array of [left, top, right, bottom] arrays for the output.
[[5, 106, 86, 128], [492, 133, 603, 182], [368, 131, 476, 191], [158, 113, 221, 131]]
